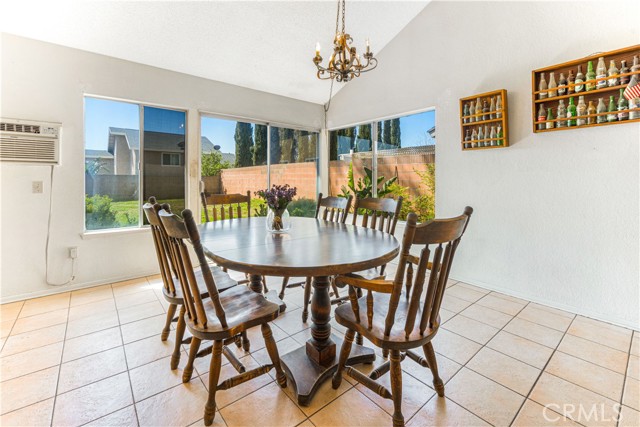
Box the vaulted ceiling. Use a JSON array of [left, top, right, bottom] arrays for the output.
[[1, 1, 429, 104]]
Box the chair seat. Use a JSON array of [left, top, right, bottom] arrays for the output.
[[188, 285, 281, 340], [334, 292, 438, 350], [163, 267, 238, 303], [344, 268, 385, 282]]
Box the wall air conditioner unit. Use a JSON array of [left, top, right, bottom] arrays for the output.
[[0, 118, 61, 165]]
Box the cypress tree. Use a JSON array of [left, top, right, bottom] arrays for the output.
[[234, 122, 254, 167], [390, 118, 401, 148], [329, 130, 338, 160], [270, 126, 281, 164], [382, 120, 392, 147], [357, 124, 371, 141], [253, 124, 267, 166], [279, 128, 295, 163]]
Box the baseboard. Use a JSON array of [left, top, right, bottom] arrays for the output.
[[450, 275, 640, 332], [0, 270, 160, 304]]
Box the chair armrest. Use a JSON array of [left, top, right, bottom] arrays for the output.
[[335, 274, 394, 293]]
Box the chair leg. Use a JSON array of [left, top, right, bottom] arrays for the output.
[[161, 303, 177, 341], [382, 348, 389, 359], [390, 349, 405, 427], [241, 331, 250, 352], [279, 277, 290, 300], [423, 342, 444, 396], [332, 329, 355, 389], [183, 337, 201, 383], [262, 276, 269, 293], [330, 277, 340, 299], [355, 332, 363, 346], [171, 305, 186, 369], [302, 277, 312, 323], [261, 324, 287, 387], [204, 340, 223, 426]]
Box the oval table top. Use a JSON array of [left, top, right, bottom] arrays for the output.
[[199, 216, 400, 277]]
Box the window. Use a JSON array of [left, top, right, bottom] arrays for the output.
[[161, 153, 181, 166], [200, 115, 319, 220], [329, 109, 436, 222], [84, 96, 187, 231]]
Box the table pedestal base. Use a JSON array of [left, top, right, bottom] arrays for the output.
[[280, 333, 375, 406]]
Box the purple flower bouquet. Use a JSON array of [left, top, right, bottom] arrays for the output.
[[256, 184, 297, 232]]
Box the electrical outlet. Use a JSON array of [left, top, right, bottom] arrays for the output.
[[32, 181, 43, 193], [69, 247, 78, 259]]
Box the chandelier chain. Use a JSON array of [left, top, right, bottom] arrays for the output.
[[334, 0, 341, 37], [341, 0, 346, 34]]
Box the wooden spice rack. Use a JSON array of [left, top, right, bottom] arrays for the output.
[[532, 45, 640, 133], [459, 89, 509, 151]]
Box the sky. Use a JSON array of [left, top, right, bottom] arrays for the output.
[[85, 96, 435, 154], [84, 97, 185, 151], [201, 109, 436, 155]]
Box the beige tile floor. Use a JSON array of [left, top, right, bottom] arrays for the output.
[[1, 271, 638, 427]]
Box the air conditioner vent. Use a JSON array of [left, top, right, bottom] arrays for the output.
[[0, 123, 41, 134], [0, 118, 61, 164]]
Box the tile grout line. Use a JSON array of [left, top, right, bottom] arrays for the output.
[[507, 312, 587, 427], [111, 282, 142, 427], [48, 294, 72, 427], [615, 330, 635, 427], [0, 301, 26, 353], [435, 298, 533, 427]]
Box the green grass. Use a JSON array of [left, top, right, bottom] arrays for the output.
[[108, 196, 315, 227]]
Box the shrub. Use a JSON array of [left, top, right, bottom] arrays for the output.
[[85, 194, 117, 229], [201, 151, 231, 177], [386, 182, 412, 221], [287, 198, 317, 218]]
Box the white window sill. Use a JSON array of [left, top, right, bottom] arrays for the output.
[[81, 226, 150, 239]]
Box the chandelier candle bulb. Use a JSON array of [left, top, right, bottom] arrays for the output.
[[316, 42, 321, 56]]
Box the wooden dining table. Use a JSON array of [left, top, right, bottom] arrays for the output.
[[198, 216, 400, 405]]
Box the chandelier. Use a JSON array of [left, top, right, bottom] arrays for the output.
[[313, 0, 378, 82]]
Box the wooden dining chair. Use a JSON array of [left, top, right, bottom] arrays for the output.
[[296, 193, 353, 322], [331, 208, 473, 427], [159, 208, 287, 426], [349, 196, 403, 279], [143, 198, 248, 368], [201, 189, 288, 297], [201, 191, 251, 222]]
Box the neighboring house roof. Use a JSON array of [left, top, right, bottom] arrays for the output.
[[220, 152, 236, 164], [85, 149, 113, 159], [107, 127, 214, 153]]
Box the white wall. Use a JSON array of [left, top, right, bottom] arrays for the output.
[[327, 1, 640, 329], [0, 34, 323, 302]]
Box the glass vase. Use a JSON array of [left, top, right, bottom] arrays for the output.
[[266, 207, 290, 233]]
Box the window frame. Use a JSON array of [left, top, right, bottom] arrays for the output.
[[161, 152, 182, 167], [327, 106, 436, 199], [83, 94, 188, 233], [198, 111, 321, 217]]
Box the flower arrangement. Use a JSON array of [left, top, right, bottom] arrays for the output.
[[255, 184, 297, 232]]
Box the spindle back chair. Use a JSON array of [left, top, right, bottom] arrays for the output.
[[201, 191, 251, 222], [159, 208, 287, 426], [143, 198, 243, 372], [351, 196, 403, 235], [294, 193, 352, 322], [332, 207, 473, 427]]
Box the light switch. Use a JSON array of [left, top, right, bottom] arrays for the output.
[[32, 181, 43, 193]]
